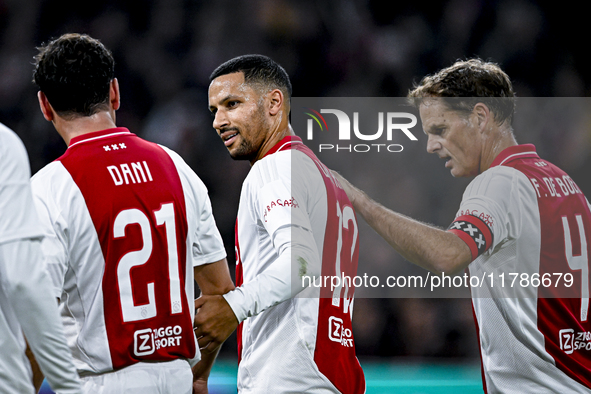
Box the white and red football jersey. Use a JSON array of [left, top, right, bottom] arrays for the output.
[[31, 128, 226, 374], [449, 144, 591, 393], [223, 136, 365, 393]]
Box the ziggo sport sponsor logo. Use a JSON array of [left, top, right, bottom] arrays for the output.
[[559, 328, 591, 354], [328, 316, 353, 347], [304, 108, 418, 153], [133, 325, 184, 356]]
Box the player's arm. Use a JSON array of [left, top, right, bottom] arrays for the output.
[[192, 258, 237, 352], [192, 227, 318, 350], [194, 248, 317, 391], [189, 194, 236, 357], [0, 239, 81, 394], [332, 171, 472, 274], [23, 295, 63, 391], [218, 165, 321, 316], [194, 159, 321, 352], [220, 225, 319, 318], [193, 235, 315, 357], [25, 339, 44, 392], [192, 258, 235, 392], [1, 129, 80, 393], [194, 258, 235, 296]]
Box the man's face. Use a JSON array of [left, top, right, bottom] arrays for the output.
[[208, 72, 269, 162], [419, 100, 483, 178]]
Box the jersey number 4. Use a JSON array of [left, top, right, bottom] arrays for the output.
[[114, 203, 182, 322], [562, 214, 590, 322]]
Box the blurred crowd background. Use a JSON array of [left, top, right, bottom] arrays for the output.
[[1, 0, 590, 363]]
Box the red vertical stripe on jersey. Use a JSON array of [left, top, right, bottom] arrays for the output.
[[58, 128, 196, 369], [234, 219, 244, 364]]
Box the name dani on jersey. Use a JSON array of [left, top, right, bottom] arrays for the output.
[[107, 161, 153, 186]]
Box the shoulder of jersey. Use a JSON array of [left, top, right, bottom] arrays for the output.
[[157, 144, 195, 173], [0, 125, 32, 183], [474, 164, 523, 186], [257, 148, 316, 172], [258, 148, 315, 168], [0, 122, 15, 139], [466, 164, 534, 202], [157, 143, 209, 191], [31, 160, 68, 186], [157, 144, 182, 161], [255, 148, 323, 188], [0, 123, 26, 158]]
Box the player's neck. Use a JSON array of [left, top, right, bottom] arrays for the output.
[[480, 125, 517, 173], [250, 122, 295, 165], [55, 110, 118, 146]]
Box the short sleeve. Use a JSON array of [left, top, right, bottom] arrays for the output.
[[191, 194, 227, 266], [448, 167, 518, 261]]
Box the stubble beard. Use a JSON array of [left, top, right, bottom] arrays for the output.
[[229, 132, 257, 162], [229, 104, 269, 162]]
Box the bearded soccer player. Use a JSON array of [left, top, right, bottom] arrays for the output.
[[30, 33, 234, 393], [0, 122, 81, 394], [333, 59, 591, 393], [193, 55, 365, 393]]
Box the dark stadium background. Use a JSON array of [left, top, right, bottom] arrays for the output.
[[1, 1, 589, 393]]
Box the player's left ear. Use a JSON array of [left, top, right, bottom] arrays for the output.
[[268, 89, 283, 116], [37, 91, 54, 122], [110, 78, 121, 111], [473, 103, 491, 131]]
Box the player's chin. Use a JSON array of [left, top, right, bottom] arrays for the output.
[[226, 142, 240, 156], [228, 149, 241, 160], [450, 166, 475, 178], [450, 168, 467, 178], [228, 147, 251, 161], [448, 164, 463, 178]]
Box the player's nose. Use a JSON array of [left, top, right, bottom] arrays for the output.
[[212, 111, 229, 132], [426, 135, 440, 154]]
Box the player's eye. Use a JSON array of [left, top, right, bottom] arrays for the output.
[[432, 127, 444, 135], [228, 101, 238, 108]]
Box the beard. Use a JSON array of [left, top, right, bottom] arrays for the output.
[[226, 105, 269, 162], [228, 131, 258, 162]]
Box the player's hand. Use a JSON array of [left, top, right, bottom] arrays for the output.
[[330, 170, 360, 206], [192, 378, 208, 394], [193, 295, 238, 353]]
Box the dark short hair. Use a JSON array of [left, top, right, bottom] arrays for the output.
[[209, 54, 292, 100], [33, 33, 115, 118], [408, 58, 516, 125]]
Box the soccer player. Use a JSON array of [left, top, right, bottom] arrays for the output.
[[0, 122, 81, 394], [194, 55, 366, 393], [332, 59, 591, 393], [30, 33, 234, 394]]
